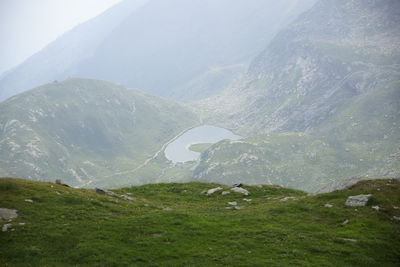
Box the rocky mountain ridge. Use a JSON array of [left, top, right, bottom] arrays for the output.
[[191, 0, 400, 190]]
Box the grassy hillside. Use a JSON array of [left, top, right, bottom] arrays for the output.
[[0, 78, 199, 187], [192, 133, 357, 192], [1, 178, 399, 266]]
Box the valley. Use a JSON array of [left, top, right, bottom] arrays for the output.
[[0, 0, 400, 265]]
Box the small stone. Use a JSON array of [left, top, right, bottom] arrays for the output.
[[0, 208, 18, 220], [393, 206, 399, 210], [95, 188, 117, 197], [243, 198, 252, 202], [228, 201, 237, 206], [95, 188, 106, 194], [55, 179, 70, 187], [232, 183, 243, 188], [393, 216, 400, 221], [2, 223, 12, 232], [342, 219, 349, 225], [280, 197, 296, 202], [324, 204, 333, 208], [163, 207, 173, 211], [120, 195, 133, 202], [231, 187, 249, 195], [18, 223, 25, 226], [342, 238, 358, 243], [372, 206, 380, 211], [24, 199, 34, 203], [151, 233, 162, 237], [233, 206, 245, 210], [221, 191, 231, 195], [206, 187, 223, 196], [345, 194, 373, 207], [55, 191, 61, 195]]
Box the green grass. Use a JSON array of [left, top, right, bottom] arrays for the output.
[[1, 178, 399, 266], [188, 143, 213, 153]]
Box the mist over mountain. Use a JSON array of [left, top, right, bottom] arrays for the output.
[[0, 0, 316, 102]]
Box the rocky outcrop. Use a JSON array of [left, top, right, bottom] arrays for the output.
[[205, 187, 223, 196], [0, 208, 18, 220], [345, 194, 373, 206]]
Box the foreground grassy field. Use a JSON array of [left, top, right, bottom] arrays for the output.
[[0, 178, 399, 266]]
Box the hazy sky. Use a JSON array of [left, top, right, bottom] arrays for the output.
[[0, 0, 122, 75]]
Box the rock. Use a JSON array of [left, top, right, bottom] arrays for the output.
[[243, 198, 252, 202], [24, 199, 34, 203], [120, 195, 133, 202], [221, 191, 231, 195], [2, 223, 12, 232], [372, 206, 380, 211], [95, 188, 106, 194], [95, 188, 117, 197], [227, 201, 237, 206], [151, 233, 162, 237], [162, 207, 173, 211], [342, 238, 358, 243], [232, 183, 243, 188], [18, 223, 25, 226], [324, 204, 333, 208], [206, 187, 223, 196], [393, 206, 399, 210], [342, 219, 349, 225], [55, 179, 70, 187], [393, 216, 400, 221], [280, 197, 296, 202], [345, 194, 373, 207], [0, 208, 18, 220], [233, 206, 245, 210], [231, 187, 249, 195]]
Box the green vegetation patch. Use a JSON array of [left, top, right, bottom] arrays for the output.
[[188, 143, 214, 153], [1, 178, 399, 266]]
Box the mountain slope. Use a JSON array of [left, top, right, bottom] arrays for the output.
[[0, 0, 316, 102], [193, 0, 400, 190], [199, 0, 400, 135], [0, 78, 199, 187], [0, 178, 399, 266]]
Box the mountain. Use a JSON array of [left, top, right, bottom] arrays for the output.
[[1, 178, 399, 266], [0, 78, 199, 187], [193, 0, 400, 190], [0, 0, 316, 102]]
